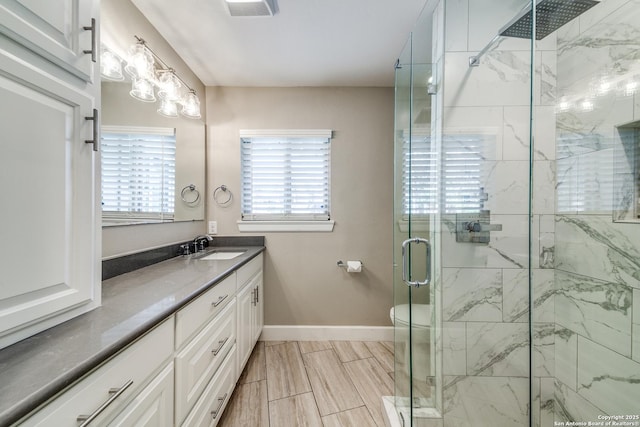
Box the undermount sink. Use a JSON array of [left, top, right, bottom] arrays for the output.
[[198, 251, 245, 261]]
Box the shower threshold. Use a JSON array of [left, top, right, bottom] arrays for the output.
[[382, 396, 443, 427]]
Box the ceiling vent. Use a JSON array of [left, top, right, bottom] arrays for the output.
[[225, 0, 276, 17]]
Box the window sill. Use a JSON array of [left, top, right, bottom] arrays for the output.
[[237, 220, 335, 232]]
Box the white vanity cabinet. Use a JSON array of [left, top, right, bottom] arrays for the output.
[[236, 254, 264, 373], [13, 252, 264, 427], [21, 319, 174, 427], [0, 0, 101, 350]]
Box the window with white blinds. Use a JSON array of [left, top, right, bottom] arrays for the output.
[[101, 126, 176, 222], [240, 130, 331, 221], [403, 134, 486, 215]]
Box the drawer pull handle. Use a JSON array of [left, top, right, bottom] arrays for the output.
[[212, 294, 228, 307], [211, 393, 228, 419], [77, 379, 133, 426], [212, 337, 229, 356]]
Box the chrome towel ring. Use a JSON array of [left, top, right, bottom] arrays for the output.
[[213, 185, 233, 206], [181, 184, 201, 206]]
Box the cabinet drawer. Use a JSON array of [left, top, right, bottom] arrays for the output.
[[107, 362, 174, 427], [175, 274, 236, 349], [175, 300, 236, 426], [22, 318, 174, 427], [236, 254, 263, 291], [181, 344, 237, 427]]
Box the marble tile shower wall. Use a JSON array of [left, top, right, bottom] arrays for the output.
[[439, 0, 556, 426], [554, 0, 640, 421]]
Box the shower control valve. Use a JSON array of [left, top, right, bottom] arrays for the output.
[[456, 211, 502, 243], [466, 221, 482, 232], [465, 221, 502, 233]]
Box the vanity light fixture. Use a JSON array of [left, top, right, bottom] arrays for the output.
[[100, 36, 202, 120]]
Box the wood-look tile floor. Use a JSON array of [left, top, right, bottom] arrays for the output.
[[219, 340, 395, 427]]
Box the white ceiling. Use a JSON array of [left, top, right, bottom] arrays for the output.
[[131, 0, 429, 87]]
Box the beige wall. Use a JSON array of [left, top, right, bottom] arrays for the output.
[[207, 87, 394, 326], [101, 0, 207, 258]]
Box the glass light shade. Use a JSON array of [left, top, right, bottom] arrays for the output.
[[100, 50, 124, 81], [125, 43, 154, 80], [130, 77, 156, 102], [158, 71, 182, 101], [157, 99, 178, 118], [181, 91, 201, 119]]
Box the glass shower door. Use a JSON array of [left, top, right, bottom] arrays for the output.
[[393, 24, 439, 425]]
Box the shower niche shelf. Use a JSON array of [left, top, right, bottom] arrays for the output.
[[613, 121, 640, 223]]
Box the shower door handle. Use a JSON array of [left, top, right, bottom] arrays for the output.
[[401, 237, 431, 288]]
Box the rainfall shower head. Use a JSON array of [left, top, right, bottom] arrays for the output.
[[469, 0, 599, 67], [499, 0, 599, 40]]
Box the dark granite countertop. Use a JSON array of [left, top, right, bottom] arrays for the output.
[[0, 241, 265, 426]]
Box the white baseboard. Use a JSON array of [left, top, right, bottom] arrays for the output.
[[260, 325, 394, 342]]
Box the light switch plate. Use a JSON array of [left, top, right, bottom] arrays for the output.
[[208, 221, 218, 234]]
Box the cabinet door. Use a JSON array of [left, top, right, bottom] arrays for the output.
[[0, 43, 98, 349], [0, 0, 97, 81], [236, 281, 254, 372], [252, 273, 264, 344], [107, 363, 174, 427]]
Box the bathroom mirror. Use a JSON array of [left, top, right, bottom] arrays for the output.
[[101, 81, 205, 227], [100, 0, 205, 227]]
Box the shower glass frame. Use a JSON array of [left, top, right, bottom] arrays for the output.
[[392, 9, 442, 423]]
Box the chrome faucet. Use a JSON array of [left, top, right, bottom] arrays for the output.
[[193, 234, 213, 252]]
